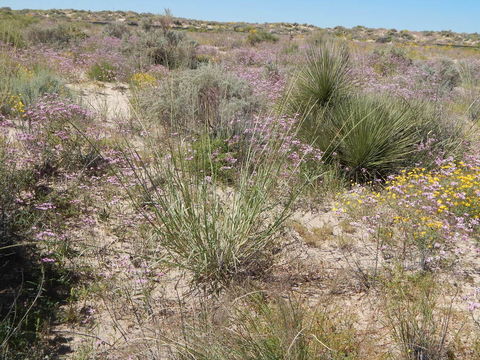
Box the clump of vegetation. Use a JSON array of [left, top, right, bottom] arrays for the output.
[[87, 61, 117, 82], [0, 137, 75, 359], [286, 41, 352, 114], [123, 120, 299, 291], [246, 29, 279, 46], [27, 22, 88, 46], [102, 22, 131, 39], [0, 56, 66, 115]]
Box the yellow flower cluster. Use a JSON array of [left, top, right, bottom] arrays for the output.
[[385, 162, 480, 219], [8, 94, 25, 115], [130, 72, 157, 88]]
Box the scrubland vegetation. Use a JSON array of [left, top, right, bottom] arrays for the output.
[[1, 6, 480, 360]]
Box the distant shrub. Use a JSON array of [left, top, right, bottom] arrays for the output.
[[0, 20, 25, 47], [102, 22, 130, 39], [246, 29, 279, 46], [376, 35, 393, 43], [123, 29, 197, 70], [132, 65, 261, 134], [400, 30, 414, 40], [27, 22, 88, 46], [433, 58, 461, 90], [87, 61, 117, 82], [372, 46, 412, 76]]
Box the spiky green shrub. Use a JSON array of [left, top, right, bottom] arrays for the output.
[[299, 94, 462, 181], [172, 293, 359, 359], [286, 41, 351, 116], [288, 42, 463, 181], [132, 65, 261, 134]]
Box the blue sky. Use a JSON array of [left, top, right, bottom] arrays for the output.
[[4, 0, 479, 33]]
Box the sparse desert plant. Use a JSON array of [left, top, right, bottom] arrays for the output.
[[385, 273, 456, 360], [123, 28, 197, 70], [102, 22, 131, 39], [171, 292, 359, 359]]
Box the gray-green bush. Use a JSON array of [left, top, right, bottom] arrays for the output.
[[123, 29, 197, 70], [132, 65, 261, 135]]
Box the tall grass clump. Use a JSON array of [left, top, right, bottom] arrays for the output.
[[131, 64, 261, 135], [171, 292, 359, 359], [121, 117, 299, 291], [0, 20, 25, 47]]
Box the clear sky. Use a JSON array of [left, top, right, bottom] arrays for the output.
[[4, 0, 479, 33]]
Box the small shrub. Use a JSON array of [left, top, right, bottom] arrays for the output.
[[87, 61, 117, 82], [13, 69, 66, 106]]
